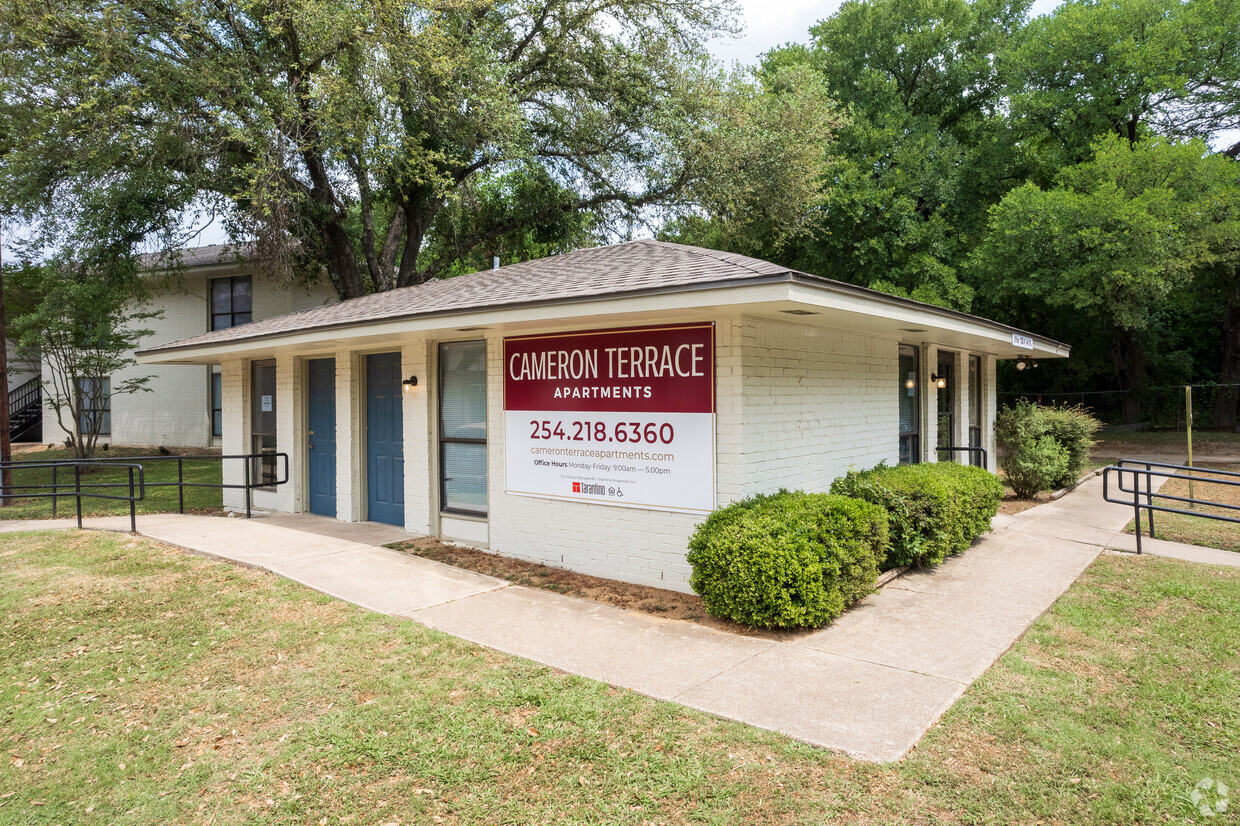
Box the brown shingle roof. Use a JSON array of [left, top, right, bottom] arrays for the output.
[[139, 243, 256, 270], [140, 240, 795, 354], [139, 239, 1071, 356]]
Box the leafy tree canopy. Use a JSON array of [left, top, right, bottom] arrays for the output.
[[1005, 0, 1240, 167], [971, 135, 1237, 420], [0, 0, 841, 299], [669, 0, 1032, 311]]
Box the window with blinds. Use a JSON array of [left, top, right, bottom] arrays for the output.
[[898, 344, 919, 464], [251, 360, 277, 486]]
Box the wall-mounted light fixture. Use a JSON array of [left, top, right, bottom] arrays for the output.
[[1014, 356, 1039, 371], [930, 373, 947, 389], [402, 375, 419, 392]]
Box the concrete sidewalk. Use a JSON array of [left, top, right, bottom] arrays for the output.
[[0, 475, 1233, 761]]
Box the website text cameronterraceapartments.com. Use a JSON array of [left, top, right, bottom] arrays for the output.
[[528, 446, 675, 463]]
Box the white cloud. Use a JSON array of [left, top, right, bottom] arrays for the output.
[[708, 0, 841, 65]]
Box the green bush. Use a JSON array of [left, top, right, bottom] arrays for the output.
[[686, 491, 887, 629], [996, 400, 1098, 497], [830, 462, 1004, 569], [1039, 405, 1102, 488]]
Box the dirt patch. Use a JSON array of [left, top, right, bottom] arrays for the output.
[[997, 491, 1051, 516], [387, 537, 812, 641]]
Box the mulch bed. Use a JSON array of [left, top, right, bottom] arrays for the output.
[[387, 536, 811, 640]]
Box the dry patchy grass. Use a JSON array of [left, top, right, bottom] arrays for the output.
[[1, 532, 1237, 824], [1123, 462, 1240, 553]]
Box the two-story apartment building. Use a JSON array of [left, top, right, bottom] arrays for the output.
[[40, 245, 336, 449]]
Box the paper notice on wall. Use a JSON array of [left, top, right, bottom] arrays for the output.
[[503, 323, 716, 513], [261, 395, 273, 412]]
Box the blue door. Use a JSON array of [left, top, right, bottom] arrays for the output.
[[307, 358, 337, 517], [366, 352, 404, 525]]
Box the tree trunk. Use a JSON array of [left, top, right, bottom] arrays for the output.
[[0, 229, 12, 506], [1213, 299, 1240, 428], [320, 219, 368, 300], [1111, 326, 1147, 425]]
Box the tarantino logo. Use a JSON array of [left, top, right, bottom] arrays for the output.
[[572, 482, 607, 496]]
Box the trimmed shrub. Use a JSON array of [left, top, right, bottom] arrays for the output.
[[996, 400, 1098, 497], [1001, 434, 1068, 499], [831, 462, 1004, 569], [686, 491, 887, 629], [1040, 404, 1102, 488]]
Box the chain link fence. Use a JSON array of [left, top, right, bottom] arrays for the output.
[[999, 384, 1240, 430]]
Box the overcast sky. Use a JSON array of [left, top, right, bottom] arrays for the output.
[[711, 0, 1065, 66]]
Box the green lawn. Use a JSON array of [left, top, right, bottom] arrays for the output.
[[0, 449, 223, 520], [1, 531, 1237, 823]]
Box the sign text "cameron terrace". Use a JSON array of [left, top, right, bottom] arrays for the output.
[[508, 344, 707, 382]]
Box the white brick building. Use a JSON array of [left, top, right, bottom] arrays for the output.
[[39, 246, 336, 448], [138, 241, 1067, 591]]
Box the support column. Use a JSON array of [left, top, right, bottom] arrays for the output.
[[221, 359, 247, 513], [335, 350, 362, 522], [403, 339, 432, 534], [921, 343, 939, 463], [983, 354, 998, 473], [952, 349, 968, 463], [273, 353, 300, 513]]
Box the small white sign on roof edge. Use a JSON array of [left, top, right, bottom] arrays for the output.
[[1011, 333, 1034, 350]]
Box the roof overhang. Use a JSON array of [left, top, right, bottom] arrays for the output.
[[138, 274, 1068, 366]]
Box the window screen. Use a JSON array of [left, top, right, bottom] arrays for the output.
[[211, 370, 223, 438], [968, 355, 983, 466], [439, 341, 487, 515], [936, 353, 955, 461]]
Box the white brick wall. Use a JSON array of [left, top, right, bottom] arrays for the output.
[[402, 341, 433, 534], [486, 316, 900, 593], [220, 358, 247, 512], [738, 318, 897, 496], [40, 268, 334, 448], [335, 350, 362, 521]]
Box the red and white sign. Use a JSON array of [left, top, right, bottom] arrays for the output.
[[504, 323, 716, 513]]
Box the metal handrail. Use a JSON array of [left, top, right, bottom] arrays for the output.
[[0, 460, 145, 532], [1101, 459, 1240, 554], [0, 452, 289, 529], [935, 445, 988, 468]]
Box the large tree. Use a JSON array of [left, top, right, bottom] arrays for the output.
[[683, 0, 1032, 310], [0, 0, 839, 299], [972, 136, 1236, 424], [1005, 0, 1240, 167]]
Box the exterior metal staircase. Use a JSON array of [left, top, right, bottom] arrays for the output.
[[8, 377, 41, 441]]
